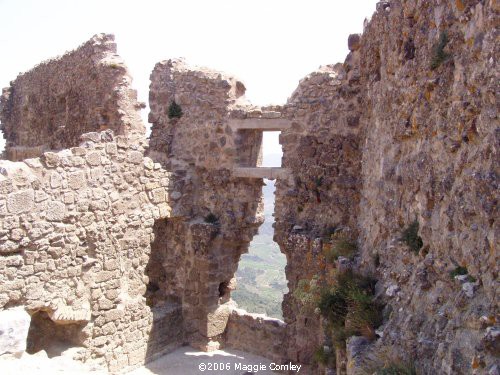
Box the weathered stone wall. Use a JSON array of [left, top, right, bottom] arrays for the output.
[[356, 1, 498, 374], [0, 34, 145, 161], [0, 2, 497, 373], [148, 59, 265, 351], [0, 130, 171, 371], [274, 1, 499, 374]]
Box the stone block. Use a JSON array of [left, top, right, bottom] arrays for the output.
[[7, 189, 34, 214], [205, 304, 232, 338], [68, 171, 86, 190], [86, 151, 102, 166], [45, 201, 66, 221], [0, 306, 31, 357]]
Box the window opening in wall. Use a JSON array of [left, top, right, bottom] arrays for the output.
[[233, 131, 287, 319], [261, 131, 282, 167]]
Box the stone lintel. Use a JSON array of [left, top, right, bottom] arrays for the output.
[[229, 118, 291, 131], [233, 167, 289, 180]]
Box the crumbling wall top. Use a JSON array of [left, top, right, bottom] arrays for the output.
[[0, 33, 145, 161]]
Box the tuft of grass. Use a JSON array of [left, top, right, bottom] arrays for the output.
[[313, 346, 336, 367], [204, 213, 219, 224], [360, 351, 417, 375], [373, 363, 417, 375], [430, 31, 450, 70], [168, 100, 183, 119], [326, 237, 358, 262], [400, 221, 423, 254]]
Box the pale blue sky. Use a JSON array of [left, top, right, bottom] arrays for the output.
[[0, 0, 377, 155]]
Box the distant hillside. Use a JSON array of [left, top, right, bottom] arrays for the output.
[[232, 179, 287, 319]]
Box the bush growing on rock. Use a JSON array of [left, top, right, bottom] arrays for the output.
[[204, 213, 219, 224], [319, 270, 382, 343], [400, 220, 423, 254], [168, 100, 183, 119], [430, 31, 450, 70]]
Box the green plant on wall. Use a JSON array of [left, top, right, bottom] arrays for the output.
[[319, 270, 382, 343], [168, 100, 183, 119], [293, 276, 322, 309], [430, 31, 450, 70], [204, 213, 219, 224], [400, 220, 423, 254]]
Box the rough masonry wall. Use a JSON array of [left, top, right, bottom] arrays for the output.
[[274, 0, 499, 374], [0, 131, 172, 372], [148, 59, 265, 350], [274, 64, 365, 371], [0, 34, 145, 161], [357, 1, 498, 374]]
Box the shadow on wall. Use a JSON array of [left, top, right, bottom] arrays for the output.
[[26, 310, 87, 358], [145, 218, 185, 363]]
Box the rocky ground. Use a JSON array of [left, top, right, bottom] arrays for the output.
[[0, 346, 276, 374]]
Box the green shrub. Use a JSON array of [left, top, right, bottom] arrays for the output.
[[204, 213, 219, 224], [430, 31, 450, 70], [449, 266, 477, 282], [168, 100, 183, 119], [314, 176, 324, 187], [318, 287, 349, 327], [400, 221, 423, 254], [318, 271, 382, 345], [449, 266, 468, 278]]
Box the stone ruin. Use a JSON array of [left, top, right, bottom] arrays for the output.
[[0, 1, 498, 374]]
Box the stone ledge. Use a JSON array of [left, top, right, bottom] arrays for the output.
[[228, 118, 291, 131], [233, 167, 289, 180]]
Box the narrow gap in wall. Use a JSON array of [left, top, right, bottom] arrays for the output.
[[232, 131, 287, 319]]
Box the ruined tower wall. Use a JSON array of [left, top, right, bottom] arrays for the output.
[[0, 34, 145, 161], [274, 0, 499, 374], [0, 131, 172, 371], [148, 59, 265, 351]]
